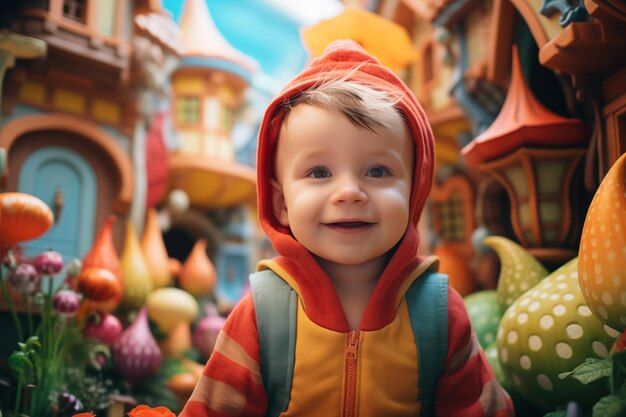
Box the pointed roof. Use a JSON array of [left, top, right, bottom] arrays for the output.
[[178, 0, 257, 80], [462, 47, 589, 167]]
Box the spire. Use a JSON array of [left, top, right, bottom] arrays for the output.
[[178, 0, 256, 76], [462, 46, 589, 166]]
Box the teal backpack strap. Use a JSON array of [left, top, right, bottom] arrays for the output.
[[406, 270, 449, 417], [249, 269, 297, 417]]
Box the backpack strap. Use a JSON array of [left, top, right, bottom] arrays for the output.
[[249, 269, 297, 417], [406, 270, 449, 417]]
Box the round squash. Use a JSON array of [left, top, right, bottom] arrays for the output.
[[497, 258, 618, 410]]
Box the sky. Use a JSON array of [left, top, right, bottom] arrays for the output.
[[260, 0, 344, 24], [161, 0, 345, 81], [162, 0, 344, 26]]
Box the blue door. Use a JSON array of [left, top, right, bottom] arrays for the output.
[[18, 146, 96, 282]]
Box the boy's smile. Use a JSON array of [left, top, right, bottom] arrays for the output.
[[272, 104, 414, 270], [324, 221, 374, 233]]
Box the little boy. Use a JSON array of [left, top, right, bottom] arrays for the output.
[[180, 40, 513, 417]]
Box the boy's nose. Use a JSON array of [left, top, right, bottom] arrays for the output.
[[331, 177, 367, 204]]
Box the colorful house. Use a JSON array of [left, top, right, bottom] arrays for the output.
[[161, 0, 259, 309], [0, 0, 184, 276], [344, 0, 626, 291]]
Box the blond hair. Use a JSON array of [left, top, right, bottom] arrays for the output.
[[279, 76, 406, 137]]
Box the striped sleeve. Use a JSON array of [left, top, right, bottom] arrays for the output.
[[179, 293, 267, 417], [434, 287, 515, 417]]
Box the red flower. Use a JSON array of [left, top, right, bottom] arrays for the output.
[[128, 405, 177, 417], [72, 413, 96, 417], [611, 330, 626, 353]]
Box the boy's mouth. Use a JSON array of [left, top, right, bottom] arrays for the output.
[[325, 221, 374, 232]]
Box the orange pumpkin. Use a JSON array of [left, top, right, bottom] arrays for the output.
[[167, 372, 198, 406], [178, 239, 216, 297], [0, 192, 54, 253], [81, 216, 123, 312], [78, 267, 123, 302], [82, 215, 122, 278]]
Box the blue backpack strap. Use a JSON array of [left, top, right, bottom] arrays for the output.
[[406, 270, 449, 417], [249, 269, 297, 417]]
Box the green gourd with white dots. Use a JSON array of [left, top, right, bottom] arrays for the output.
[[484, 236, 549, 313], [497, 258, 619, 410], [464, 290, 501, 348]]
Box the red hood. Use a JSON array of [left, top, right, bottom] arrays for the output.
[[256, 40, 435, 331]]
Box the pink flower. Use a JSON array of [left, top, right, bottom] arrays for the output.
[[8, 263, 40, 293], [53, 289, 80, 318], [34, 250, 63, 274]]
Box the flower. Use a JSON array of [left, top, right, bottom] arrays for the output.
[[127, 405, 177, 417], [1, 248, 100, 416], [72, 413, 96, 417], [8, 262, 40, 293], [34, 250, 64, 274], [53, 289, 81, 318]]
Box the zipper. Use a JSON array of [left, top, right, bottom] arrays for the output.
[[343, 330, 360, 417]]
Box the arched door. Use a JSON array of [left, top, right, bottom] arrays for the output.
[[18, 146, 96, 265]]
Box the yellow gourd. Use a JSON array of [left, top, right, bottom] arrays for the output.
[[120, 221, 153, 310]]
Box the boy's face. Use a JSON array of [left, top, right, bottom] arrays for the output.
[[272, 104, 414, 268]]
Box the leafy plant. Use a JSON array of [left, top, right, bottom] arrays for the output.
[[7, 336, 42, 415], [0, 250, 103, 416], [558, 350, 626, 417], [55, 367, 120, 416]]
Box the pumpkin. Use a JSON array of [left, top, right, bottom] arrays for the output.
[[578, 151, 626, 332], [82, 216, 122, 277], [167, 372, 198, 406], [0, 192, 54, 253], [484, 236, 549, 312], [82, 215, 123, 313], [178, 239, 216, 297], [78, 267, 123, 302], [497, 258, 619, 410]]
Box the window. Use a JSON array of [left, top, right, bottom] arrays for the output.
[[176, 96, 201, 125], [430, 175, 475, 253], [436, 191, 465, 242], [63, 0, 87, 23]]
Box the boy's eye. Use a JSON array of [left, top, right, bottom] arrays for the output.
[[308, 167, 331, 178], [367, 166, 390, 178]]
